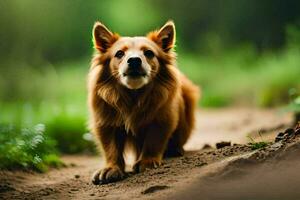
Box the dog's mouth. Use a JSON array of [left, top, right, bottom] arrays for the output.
[[123, 71, 147, 78], [120, 69, 150, 89]]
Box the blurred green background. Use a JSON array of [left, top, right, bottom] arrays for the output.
[[0, 0, 299, 170]]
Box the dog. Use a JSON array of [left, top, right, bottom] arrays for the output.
[[88, 21, 199, 184]]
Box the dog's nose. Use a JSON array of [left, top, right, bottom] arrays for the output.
[[127, 57, 142, 68]]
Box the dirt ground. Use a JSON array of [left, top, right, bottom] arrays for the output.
[[1, 108, 298, 200]]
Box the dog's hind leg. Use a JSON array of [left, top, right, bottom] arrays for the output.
[[164, 78, 199, 158], [164, 131, 185, 157]]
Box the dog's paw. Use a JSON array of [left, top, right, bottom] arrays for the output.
[[92, 166, 125, 185], [133, 158, 162, 173]]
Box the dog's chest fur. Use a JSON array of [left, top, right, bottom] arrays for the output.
[[95, 81, 176, 134]]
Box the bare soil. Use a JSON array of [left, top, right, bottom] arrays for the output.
[[1, 108, 298, 200]]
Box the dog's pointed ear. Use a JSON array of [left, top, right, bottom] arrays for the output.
[[93, 22, 119, 53], [148, 20, 176, 52]]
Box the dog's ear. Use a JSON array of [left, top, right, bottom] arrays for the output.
[[93, 22, 119, 53], [148, 20, 176, 52]]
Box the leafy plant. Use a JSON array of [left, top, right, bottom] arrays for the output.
[[0, 123, 64, 172]]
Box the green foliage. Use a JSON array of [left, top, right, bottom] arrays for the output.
[[0, 64, 96, 154], [0, 100, 95, 154], [247, 133, 269, 150], [286, 96, 300, 112], [0, 0, 161, 64], [46, 112, 95, 154], [1, 0, 299, 64], [0, 124, 63, 172], [178, 44, 300, 107], [200, 94, 231, 107]]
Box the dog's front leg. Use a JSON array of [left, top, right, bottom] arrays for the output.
[[133, 122, 172, 173], [92, 126, 126, 184]]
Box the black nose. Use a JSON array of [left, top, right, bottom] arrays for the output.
[[127, 57, 142, 68]]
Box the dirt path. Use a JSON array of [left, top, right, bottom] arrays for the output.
[[0, 108, 296, 200]]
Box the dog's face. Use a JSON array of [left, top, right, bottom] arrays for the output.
[[93, 21, 176, 89]]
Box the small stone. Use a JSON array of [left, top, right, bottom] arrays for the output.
[[275, 132, 287, 142], [284, 128, 295, 136], [275, 136, 285, 142], [75, 174, 80, 179], [277, 132, 285, 137], [216, 141, 231, 149], [202, 144, 212, 149]]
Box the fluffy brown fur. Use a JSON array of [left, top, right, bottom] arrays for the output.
[[88, 21, 199, 185]]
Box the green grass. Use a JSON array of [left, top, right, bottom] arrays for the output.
[[0, 124, 64, 172], [249, 141, 269, 150], [178, 46, 300, 107], [247, 133, 269, 150]]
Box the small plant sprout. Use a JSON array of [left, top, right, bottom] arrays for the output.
[[247, 131, 269, 150]]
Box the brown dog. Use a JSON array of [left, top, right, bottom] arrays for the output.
[[88, 21, 199, 184]]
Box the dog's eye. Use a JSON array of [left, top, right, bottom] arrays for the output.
[[144, 50, 154, 59], [115, 50, 125, 58]]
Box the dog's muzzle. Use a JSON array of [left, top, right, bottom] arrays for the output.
[[123, 57, 147, 78]]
